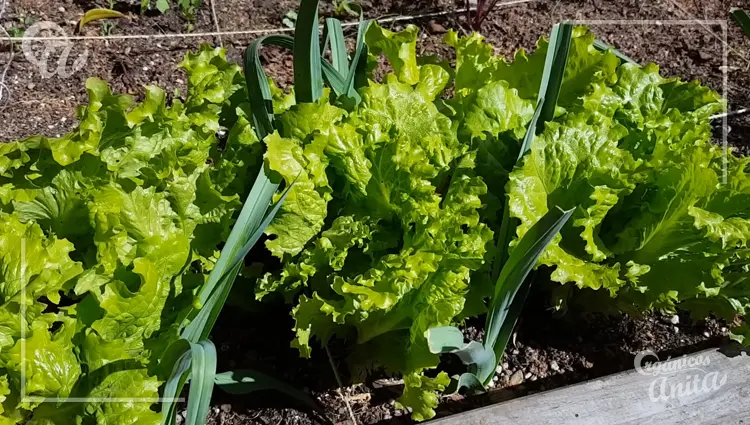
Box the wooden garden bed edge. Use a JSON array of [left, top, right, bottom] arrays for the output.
[[430, 345, 750, 425]]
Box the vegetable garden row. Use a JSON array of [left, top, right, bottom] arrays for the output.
[[1, 1, 749, 424]]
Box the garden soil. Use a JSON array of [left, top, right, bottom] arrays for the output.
[[1, 0, 748, 424]]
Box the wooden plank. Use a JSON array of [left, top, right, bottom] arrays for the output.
[[431, 347, 750, 425]]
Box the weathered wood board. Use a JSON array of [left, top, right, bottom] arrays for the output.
[[431, 347, 750, 425]]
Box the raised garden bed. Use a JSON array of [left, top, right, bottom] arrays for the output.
[[1, 1, 750, 425]]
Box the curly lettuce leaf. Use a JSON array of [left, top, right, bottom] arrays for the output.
[[263, 132, 332, 258], [2, 318, 80, 405], [508, 115, 638, 294], [446, 27, 619, 104], [365, 24, 420, 85], [396, 372, 451, 421]]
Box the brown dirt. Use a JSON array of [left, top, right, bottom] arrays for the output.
[[1, 0, 748, 424]]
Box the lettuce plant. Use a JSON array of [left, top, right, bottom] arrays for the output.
[[496, 34, 750, 342], [254, 31, 495, 421], [0, 47, 271, 424]]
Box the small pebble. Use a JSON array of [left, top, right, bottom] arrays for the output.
[[496, 365, 503, 373], [502, 362, 509, 370], [220, 404, 231, 413], [428, 21, 447, 33], [550, 361, 560, 372], [143, 66, 149, 72], [509, 370, 524, 386], [58, 6, 66, 13], [487, 380, 496, 388], [27, 83, 35, 90], [721, 327, 728, 333], [530, 376, 538, 382], [669, 314, 680, 325], [394, 410, 402, 417], [512, 349, 519, 355], [704, 331, 711, 338], [674, 326, 680, 334], [524, 372, 533, 380], [492, 375, 499, 382]]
